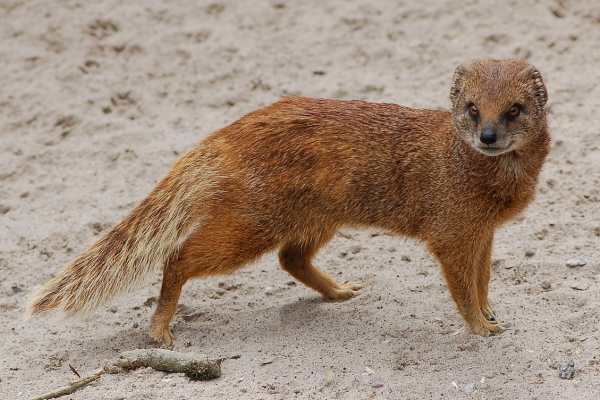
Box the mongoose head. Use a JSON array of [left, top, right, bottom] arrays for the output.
[[450, 59, 548, 156]]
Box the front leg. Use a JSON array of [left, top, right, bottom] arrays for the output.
[[476, 234, 497, 323], [428, 233, 508, 337]]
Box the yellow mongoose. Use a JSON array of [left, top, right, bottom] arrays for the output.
[[29, 59, 550, 345]]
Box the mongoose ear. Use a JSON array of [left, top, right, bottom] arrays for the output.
[[517, 65, 548, 107], [450, 64, 468, 107]]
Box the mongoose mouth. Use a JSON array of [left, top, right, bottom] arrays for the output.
[[476, 144, 514, 156]]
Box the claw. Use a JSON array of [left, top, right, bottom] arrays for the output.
[[327, 280, 364, 300]]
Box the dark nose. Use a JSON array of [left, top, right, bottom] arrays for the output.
[[480, 126, 498, 145]]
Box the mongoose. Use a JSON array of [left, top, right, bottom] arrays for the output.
[[28, 59, 550, 345]]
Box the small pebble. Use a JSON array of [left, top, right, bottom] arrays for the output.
[[464, 382, 477, 394], [349, 245, 362, 254], [265, 287, 276, 296], [565, 259, 586, 268], [558, 359, 575, 379], [524, 250, 535, 258], [570, 282, 589, 291], [540, 281, 551, 290], [371, 377, 385, 388], [11, 286, 23, 293]]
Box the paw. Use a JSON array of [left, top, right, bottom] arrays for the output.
[[149, 324, 175, 346], [329, 280, 364, 300], [471, 320, 510, 337]]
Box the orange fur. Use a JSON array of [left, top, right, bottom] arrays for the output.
[[28, 59, 550, 345]]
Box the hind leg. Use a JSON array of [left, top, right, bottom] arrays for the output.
[[150, 220, 277, 345], [150, 262, 188, 345], [279, 233, 363, 300]]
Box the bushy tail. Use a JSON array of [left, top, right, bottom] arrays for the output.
[[28, 158, 202, 318]]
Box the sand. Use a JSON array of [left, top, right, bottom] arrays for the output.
[[1, 0, 600, 399]]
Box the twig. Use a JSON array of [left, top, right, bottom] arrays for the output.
[[68, 364, 81, 379], [28, 372, 102, 400], [105, 349, 221, 381], [259, 355, 279, 366], [29, 349, 224, 399]]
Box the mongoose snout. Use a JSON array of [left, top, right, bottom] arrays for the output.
[[480, 126, 498, 145]]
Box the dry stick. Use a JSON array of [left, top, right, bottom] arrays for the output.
[[29, 349, 222, 400], [28, 372, 102, 400], [105, 349, 222, 381]]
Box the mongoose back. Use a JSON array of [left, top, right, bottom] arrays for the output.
[[29, 59, 550, 345]]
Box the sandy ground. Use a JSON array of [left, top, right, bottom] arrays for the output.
[[1, 0, 600, 399]]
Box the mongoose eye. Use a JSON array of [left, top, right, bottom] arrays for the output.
[[507, 105, 521, 118], [469, 104, 479, 117]]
